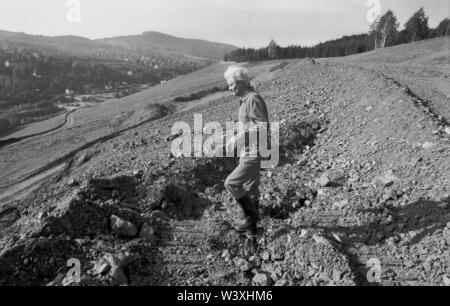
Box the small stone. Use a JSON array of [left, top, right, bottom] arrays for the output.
[[332, 199, 348, 210], [443, 274, 450, 286], [47, 273, 65, 286], [261, 251, 270, 261], [267, 266, 283, 281], [110, 266, 128, 286], [373, 170, 399, 188], [93, 262, 111, 276], [316, 174, 330, 187], [68, 178, 78, 187], [381, 188, 397, 201], [221, 249, 230, 258], [307, 270, 316, 277], [38, 211, 48, 219], [317, 189, 327, 197], [376, 232, 384, 240], [299, 229, 308, 238], [332, 269, 343, 281], [331, 233, 342, 243], [233, 257, 252, 272], [252, 273, 272, 286], [150, 210, 170, 222], [318, 272, 330, 282], [74, 239, 85, 247], [133, 169, 144, 180], [248, 256, 261, 267], [445, 127, 450, 135], [405, 260, 414, 268], [312, 234, 332, 246], [422, 142, 434, 150], [443, 229, 450, 245], [139, 223, 155, 242], [274, 279, 289, 286], [166, 132, 180, 142], [423, 261, 432, 272], [272, 253, 284, 261], [110, 215, 137, 238], [112, 190, 120, 198], [61, 276, 77, 286], [293, 271, 304, 281], [438, 202, 449, 209]]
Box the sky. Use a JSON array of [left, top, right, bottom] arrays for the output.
[[0, 0, 448, 48]]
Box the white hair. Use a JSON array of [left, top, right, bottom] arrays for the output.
[[224, 66, 251, 87]]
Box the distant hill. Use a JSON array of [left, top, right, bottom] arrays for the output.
[[0, 30, 117, 59], [98, 31, 237, 61], [0, 29, 237, 62], [0, 29, 236, 135]]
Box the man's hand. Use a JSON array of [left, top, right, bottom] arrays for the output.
[[225, 135, 237, 154]]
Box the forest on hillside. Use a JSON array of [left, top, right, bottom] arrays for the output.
[[0, 46, 206, 136], [224, 8, 450, 62]]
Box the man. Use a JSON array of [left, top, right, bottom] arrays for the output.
[[224, 66, 269, 235]]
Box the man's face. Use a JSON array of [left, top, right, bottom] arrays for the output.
[[227, 80, 245, 97]]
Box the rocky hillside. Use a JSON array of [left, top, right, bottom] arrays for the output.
[[0, 38, 449, 286]]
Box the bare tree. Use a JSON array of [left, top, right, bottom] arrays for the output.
[[370, 11, 399, 49], [370, 16, 382, 49], [379, 11, 399, 48], [405, 7, 429, 42], [267, 39, 281, 59]]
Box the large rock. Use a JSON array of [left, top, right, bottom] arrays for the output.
[[252, 273, 272, 286], [111, 215, 137, 238], [92, 261, 111, 276], [315, 173, 331, 187], [312, 234, 332, 247], [110, 266, 128, 286], [233, 257, 252, 272], [373, 170, 399, 188], [103, 252, 138, 286]]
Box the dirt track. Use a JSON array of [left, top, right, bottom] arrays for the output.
[[0, 38, 449, 286], [0, 110, 77, 149]]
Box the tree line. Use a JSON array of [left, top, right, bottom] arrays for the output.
[[224, 7, 450, 62]]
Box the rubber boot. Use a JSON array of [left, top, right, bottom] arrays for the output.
[[254, 200, 261, 222], [235, 196, 258, 234]]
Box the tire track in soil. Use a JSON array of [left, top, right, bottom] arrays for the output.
[[0, 110, 77, 149], [345, 64, 450, 135], [0, 105, 170, 207]]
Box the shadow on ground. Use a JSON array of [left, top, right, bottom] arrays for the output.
[[311, 196, 450, 285]]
